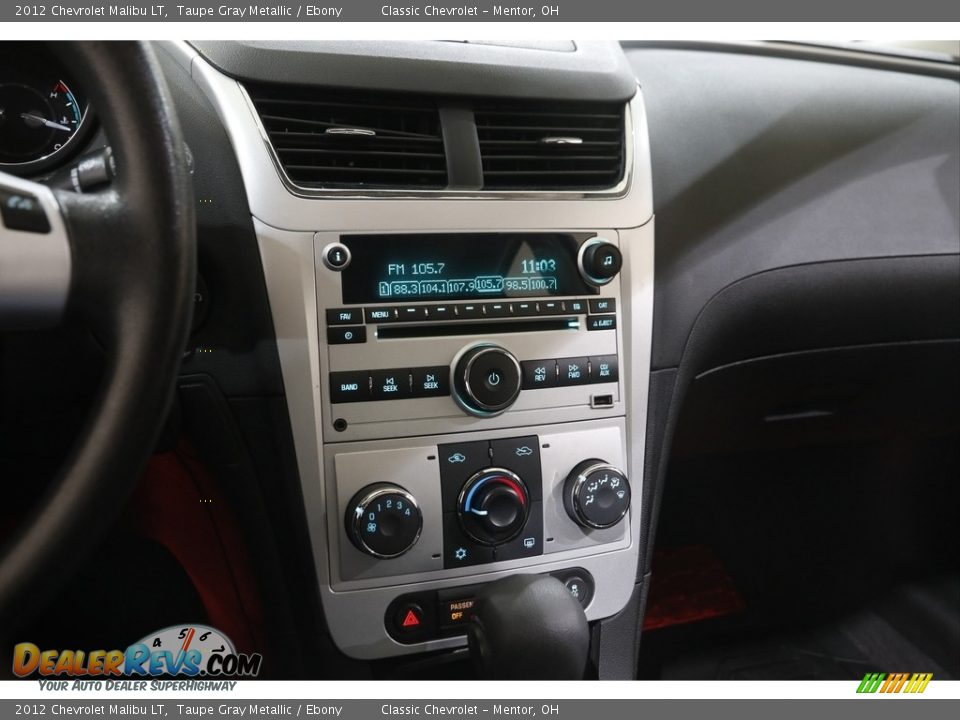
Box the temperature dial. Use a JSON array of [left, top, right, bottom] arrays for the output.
[[458, 468, 530, 545], [563, 460, 630, 529], [346, 483, 422, 558]]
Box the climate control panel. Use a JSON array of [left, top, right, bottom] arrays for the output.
[[327, 420, 630, 589]]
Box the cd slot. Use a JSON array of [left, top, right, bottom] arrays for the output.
[[377, 317, 579, 339]]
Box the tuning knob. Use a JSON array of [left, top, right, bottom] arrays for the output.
[[577, 237, 622, 286], [346, 483, 422, 558], [563, 460, 630, 529], [458, 468, 530, 545], [452, 344, 522, 417]]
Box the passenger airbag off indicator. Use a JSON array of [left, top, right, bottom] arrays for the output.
[[442, 598, 476, 628]]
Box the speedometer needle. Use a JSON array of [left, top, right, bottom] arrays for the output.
[[20, 113, 72, 132]]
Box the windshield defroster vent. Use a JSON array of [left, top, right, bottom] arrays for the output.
[[475, 100, 626, 190], [247, 85, 447, 190]]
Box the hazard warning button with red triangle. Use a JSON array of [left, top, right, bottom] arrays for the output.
[[394, 603, 426, 634]]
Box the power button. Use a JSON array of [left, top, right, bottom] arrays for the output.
[[453, 344, 522, 417]]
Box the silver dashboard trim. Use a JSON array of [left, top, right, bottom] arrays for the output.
[[237, 81, 635, 201], [165, 40, 656, 660]]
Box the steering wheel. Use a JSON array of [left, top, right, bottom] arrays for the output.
[[0, 43, 195, 631]]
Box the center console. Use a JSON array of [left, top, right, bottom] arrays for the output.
[[178, 39, 655, 667]]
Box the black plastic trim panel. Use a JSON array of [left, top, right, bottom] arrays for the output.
[[191, 40, 638, 102]]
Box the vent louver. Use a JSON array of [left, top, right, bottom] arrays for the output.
[[475, 100, 626, 190], [247, 85, 447, 190]]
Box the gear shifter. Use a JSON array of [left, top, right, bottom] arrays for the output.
[[467, 574, 590, 679]]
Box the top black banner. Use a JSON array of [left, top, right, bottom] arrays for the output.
[[4, 0, 960, 22]]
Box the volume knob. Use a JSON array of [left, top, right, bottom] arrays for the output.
[[452, 344, 522, 417]]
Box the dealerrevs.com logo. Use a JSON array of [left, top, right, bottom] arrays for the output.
[[13, 624, 262, 681]]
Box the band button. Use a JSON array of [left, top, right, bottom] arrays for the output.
[[329, 371, 370, 403]]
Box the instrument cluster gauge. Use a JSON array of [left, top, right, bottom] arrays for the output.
[[0, 42, 95, 175]]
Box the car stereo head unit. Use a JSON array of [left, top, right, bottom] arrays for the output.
[[314, 231, 624, 442]]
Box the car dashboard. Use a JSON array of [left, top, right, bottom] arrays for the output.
[[2, 38, 956, 681]]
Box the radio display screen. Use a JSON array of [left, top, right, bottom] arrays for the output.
[[340, 233, 599, 304]]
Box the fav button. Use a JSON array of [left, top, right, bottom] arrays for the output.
[[326, 308, 362, 325], [371, 369, 411, 400]]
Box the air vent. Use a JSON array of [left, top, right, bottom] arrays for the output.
[[476, 100, 626, 190], [247, 85, 447, 190]]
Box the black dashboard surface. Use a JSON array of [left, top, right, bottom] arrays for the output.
[[626, 47, 960, 371]]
